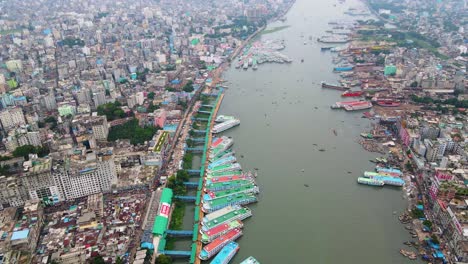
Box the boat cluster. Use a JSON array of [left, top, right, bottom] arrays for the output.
[[236, 39, 292, 70], [198, 117, 261, 263], [357, 166, 405, 187]]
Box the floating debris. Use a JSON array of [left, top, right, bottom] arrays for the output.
[[304, 184, 309, 187], [319, 149, 326, 152]]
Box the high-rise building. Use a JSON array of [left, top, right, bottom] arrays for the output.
[[51, 148, 117, 200], [0, 107, 26, 130], [93, 91, 106, 108]]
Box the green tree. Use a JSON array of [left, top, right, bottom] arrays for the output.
[[423, 220, 433, 229], [183, 80, 194, 93], [431, 234, 439, 244], [115, 257, 124, 264], [410, 81, 418, 88], [107, 119, 158, 145], [13, 145, 36, 159], [155, 254, 172, 264], [147, 92, 155, 99], [91, 256, 105, 264]]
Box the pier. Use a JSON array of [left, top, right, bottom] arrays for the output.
[[174, 195, 197, 202], [183, 182, 199, 188], [193, 91, 225, 264], [166, 230, 194, 237], [187, 169, 201, 175], [184, 147, 204, 153], [158, 250, 191, 258]]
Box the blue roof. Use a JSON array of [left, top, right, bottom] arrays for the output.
[[11, 229, 29, 240], [171, 79, 181, 84]]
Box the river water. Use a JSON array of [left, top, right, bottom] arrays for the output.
[[215, 0, 423, 263]]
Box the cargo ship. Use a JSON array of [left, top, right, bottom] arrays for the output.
[[363, 172, 405, 187], [213, 119, 240, 134], [376, 100, 401, 107], [199, 228, 243, 260], [240, 257, 261, 264], [209, 156, 237, 170], [201, 220, 243, 244], [210, 137, 234, 159], [202, 206, 252, 229], [210, 242, 239, 264], [208, 163, 242, 174], [321, 81, 350, 91], [357, 177, 384, 186], [202, 193, 257, 213], [215, 115, 236, 123], [204, 183, 259, 201], [342, 90, 363, 97], [204, 179, 255, 192]]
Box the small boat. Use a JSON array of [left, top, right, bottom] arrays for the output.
[[333, 129, 337, 136], [301, 59, 304, 63]]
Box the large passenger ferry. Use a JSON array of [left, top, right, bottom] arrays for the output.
[[202, 206, 252, 229], [199, 229, 242, 260], [202, 193, 257, 213], [210, 242, 239, 264], [204, 179, 255, 192], [213, 119, 240, 134], [201, 220, 243, 243], [204, 183, 259, 201]]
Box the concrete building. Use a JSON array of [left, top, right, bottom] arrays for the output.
[[93, 91, 106, 108], [51, 148, 117, 200], [425, 139, 447, 162], [0, 107, 26, 130]]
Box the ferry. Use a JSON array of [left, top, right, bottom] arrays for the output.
[[202, 206, 252, 229], [201, 220, 243, 244], [209, 156, 237, 170], [243, 61, 248, 70], [202, 206, 238, 225], [208, 163, 242, 174], [376, 167, 402, 176], [357, 177, 384, 186], [317, 36, 349, 43], [213, 119, 240, 134], [342, 90, 363, 97], [210, 242, 239, 264], [240, 257, 261, 264], [206, 173, 253, 184], [321, 81, 350, 91], [204, 179, 255, 192], [320, 46, 335, 51], [363, 172, 405, 187], [210, 137, 234, 159], [204, 183, 259, 201], [202, 193, 258, 213], [207, 170, 243, 179], [331, 100, 372, 111], [210, 150, 235, 162], [199, 229, 243, 260], [333, 66, 354, 72], [215, 115, 236, 123]]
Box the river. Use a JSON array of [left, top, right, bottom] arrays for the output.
[[214, 0, 423, 263]]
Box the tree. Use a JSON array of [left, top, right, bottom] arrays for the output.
[[431, 234, 440, 244], [115, 257, 124, 264], [91, 256, 105, 264], [183, 80, 194, 93], [423, 220, 433, 229], [147, 92, 155, 99], [12, 145, 49, 160], [155, 254, 172, 264], [410, 81, 418, 88]]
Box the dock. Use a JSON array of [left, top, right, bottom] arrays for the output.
[[193, 92, 224, 264]]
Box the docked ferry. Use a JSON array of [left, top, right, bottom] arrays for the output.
[[376, 167, 402, 177], [342, 90, 363, 97], [204, 183, 259, 201], [202, 193, 257, 213], [210, 242, 239, 264], [357, 177, 384, 186], [240, 257, 261, 264], [209, 156, 237, 170], [208, 163, 242, 174], [321, 81, 350, 91], [213, 119, 240, 134], [199, 229, 243, 260], [363, 172, 405, 187], [202, 206, 252, 229], [210, 150, 235, 162], [215, 115, 236, 123], [201, 220, 243, 244], [204, 179, 255, 192], [206, 174, 251, 185], [210, 137, 234, 159], [207, 170, 243, 179]]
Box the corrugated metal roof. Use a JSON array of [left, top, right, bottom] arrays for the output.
[[160, 188, 173, 204], [152, 215, 168, 236]]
